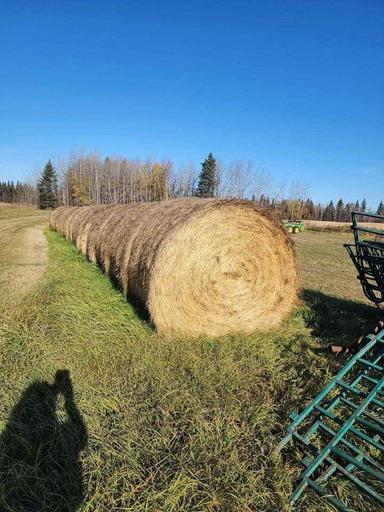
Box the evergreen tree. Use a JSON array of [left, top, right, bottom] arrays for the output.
[[344, 202, 353, 221], [195, 153, 217, 198], [361, 198, 367, 212], [354, 200, 360, 211], [324, 200, 335, 221], [38, 160, 58, 209], [336, 198, 344, 221], [304, 199, 314, 219], [377, 201, 384, 216]]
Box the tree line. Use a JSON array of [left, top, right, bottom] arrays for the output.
[[2, 152, 383, 221], [258, 196, 384, 221], [37, 151, 271, 207], [0, 180, 37, 205]]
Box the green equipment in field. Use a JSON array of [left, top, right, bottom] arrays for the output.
[[278, 210, 384, 510], [283, 219, 305, 233], [345, 211, 384, 307], [277, 327, 384, 511]]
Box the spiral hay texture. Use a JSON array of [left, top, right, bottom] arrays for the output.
[[50, 199, 297, 337]]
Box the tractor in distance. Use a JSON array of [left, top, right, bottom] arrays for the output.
[[284, 219, 305, 234]]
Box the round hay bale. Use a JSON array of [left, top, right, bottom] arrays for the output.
[[50, 198, 297, 337]]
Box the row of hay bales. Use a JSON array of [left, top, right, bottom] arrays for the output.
[[50, 198, 297, 337]]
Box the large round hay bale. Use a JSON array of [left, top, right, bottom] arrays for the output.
[[50, 198, 297, 336]]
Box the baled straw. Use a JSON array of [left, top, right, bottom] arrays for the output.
[[50, 198, 297, 336]]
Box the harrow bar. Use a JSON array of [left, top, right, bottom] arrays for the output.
[[278, 328, 384, 511]]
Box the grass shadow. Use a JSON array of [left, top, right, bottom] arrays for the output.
[[95, 251, 151, 325], [124, 294, 152, 324], [0, 370, 87, 511], [301, 289, 380, 350]]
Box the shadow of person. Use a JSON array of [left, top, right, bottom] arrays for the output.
[[0, 370, 87, 511]]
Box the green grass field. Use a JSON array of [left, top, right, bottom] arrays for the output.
[[0, 207, 380, 512]]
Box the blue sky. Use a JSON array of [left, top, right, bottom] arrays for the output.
[[1, 0, 383, 206]]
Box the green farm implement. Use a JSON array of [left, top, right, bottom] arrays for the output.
[[284, 219, 305, 234], [345, 212, 384, 307], [278, 211, 384, 511]]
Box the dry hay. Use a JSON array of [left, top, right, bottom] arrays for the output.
[[50, 198, 297, 336]]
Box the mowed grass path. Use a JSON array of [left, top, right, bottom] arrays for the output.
[[0, 206, 49, 307], [0, 207, 379, 512]]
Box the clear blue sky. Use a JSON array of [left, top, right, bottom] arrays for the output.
[[1, 0, 383, 206]]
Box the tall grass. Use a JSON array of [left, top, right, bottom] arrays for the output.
[[0, 229, 379, 511]]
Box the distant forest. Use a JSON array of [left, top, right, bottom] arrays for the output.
[[0, 181, 37, 206], [2, 151, 383, 221]]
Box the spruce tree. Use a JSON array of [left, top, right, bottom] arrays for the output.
[[38, 160, 58, 209], [336, 198, 344, 221], [377, 201, 384, 216], [325, 200, 335, 221], [196, 153, 217, 198], [344, 202, 353, 221], [361, 198, 367, 213]]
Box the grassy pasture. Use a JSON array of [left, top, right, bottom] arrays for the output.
[[0, 206, 380, 511]]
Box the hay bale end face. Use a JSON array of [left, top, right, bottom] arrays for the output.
[[50, 199, 297, 336]]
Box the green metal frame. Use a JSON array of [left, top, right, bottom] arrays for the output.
[[345, 211, 384, 307], [278, 328, 384, 511]]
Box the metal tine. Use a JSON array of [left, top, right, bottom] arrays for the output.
[[314, 404, 349, 424], [359, 376, 384, 400], [319, 452, 384, 507], [281, 335, 380, 436], [361, 374, 381, 386], [305, 356, 384, 440], [289, 433, 337, 502], [293, 425, 352, 485], [292, 431, 320, 455], [290, 416, 384, 507], [280, 329, 384, 507], [303, 369, 383, 447], [305, 478, 353, 512], [335, 380, 384, 408], [340, 396, 384, 422], [295, 429, 341, 483], [339, 408, 384, 451], [318, 422, 384, 474], [356, 416, 384, 436], [335, 380, 366, 396], [331, 446, 384, 482], [357, 357, 384, 371], [294, 423, 384, 506], [369, 394, 384, 408], [314, 404, 384, 452], [299, 378, 384, 491], [291, 474, 309, 503], [332, 458, 384, 506]]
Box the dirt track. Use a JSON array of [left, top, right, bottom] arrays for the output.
[[0, 207, 50, 307]]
